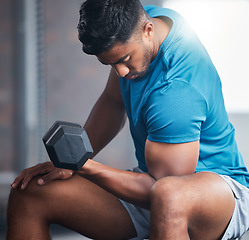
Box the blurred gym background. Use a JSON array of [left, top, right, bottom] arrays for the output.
[[0, 0, 248, 239]]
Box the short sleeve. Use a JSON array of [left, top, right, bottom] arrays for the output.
[[144, 80, 208, 143]]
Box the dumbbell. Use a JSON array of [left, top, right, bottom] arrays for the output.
[[42, 121, 93, 170]]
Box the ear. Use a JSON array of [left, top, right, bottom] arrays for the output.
[[142, 21, 154, 41]]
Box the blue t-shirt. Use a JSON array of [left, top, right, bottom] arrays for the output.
[[119, 5, 249, 187]]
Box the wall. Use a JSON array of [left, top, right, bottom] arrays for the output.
[[0, 0, 15, 172]]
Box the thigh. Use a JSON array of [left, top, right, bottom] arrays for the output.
[[181, 172, 235, 240], [151, 172, 235, 240], [13, 173, 137, 240]]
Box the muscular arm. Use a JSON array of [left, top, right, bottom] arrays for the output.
[[78, 68, 199, 209], [84, 67, 127, 156], [78, 160, 156, 209], [145, 140, 199, 180], [78, 140, 199, 209]]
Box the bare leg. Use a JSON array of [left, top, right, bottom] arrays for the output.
[[149, 172, 235, 240], [7, 174, 137, 240]]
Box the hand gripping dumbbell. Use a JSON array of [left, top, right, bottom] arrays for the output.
[[42, 121, 93, 170]]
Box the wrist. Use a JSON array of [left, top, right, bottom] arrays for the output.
[[78, 159, 96, 176]]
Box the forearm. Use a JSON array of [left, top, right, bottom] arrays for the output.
[[78, 159, 156, 209]]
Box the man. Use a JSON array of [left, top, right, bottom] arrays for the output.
[[7, 0, 249, 239]]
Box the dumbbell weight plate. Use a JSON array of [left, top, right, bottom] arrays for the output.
[[43, 121, 93, 170]]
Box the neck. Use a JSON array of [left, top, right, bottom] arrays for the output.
[[152, 17, 172, 59]]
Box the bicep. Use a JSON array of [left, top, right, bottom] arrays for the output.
[[145, 140, 199, 180]]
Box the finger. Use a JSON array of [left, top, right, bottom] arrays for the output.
[[20, 162, 54, 190], [38, 168, 74, 186], [11, 168, 30, 189], [11, 162, 53, 190]]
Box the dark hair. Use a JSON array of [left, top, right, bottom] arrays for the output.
[[77, 0, 147, 55]]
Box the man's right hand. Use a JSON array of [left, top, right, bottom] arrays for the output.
[[11, 161, 74, 190]]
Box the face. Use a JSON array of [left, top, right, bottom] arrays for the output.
[[97, 36, 154, 79]]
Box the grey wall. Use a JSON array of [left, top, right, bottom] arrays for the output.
[[229, 114, 249, 168]]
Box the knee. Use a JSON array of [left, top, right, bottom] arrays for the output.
[[149, 176, 188, 216], [150, 176, 181, 203], [8, 177, 45, 216], [149, 177, 193, 237]]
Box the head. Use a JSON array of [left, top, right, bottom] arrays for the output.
[[78, 0, 156, 79]]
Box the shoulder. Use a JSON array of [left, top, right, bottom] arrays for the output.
[[144, 80, 208, 143], [145, 80, 207, 110]]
